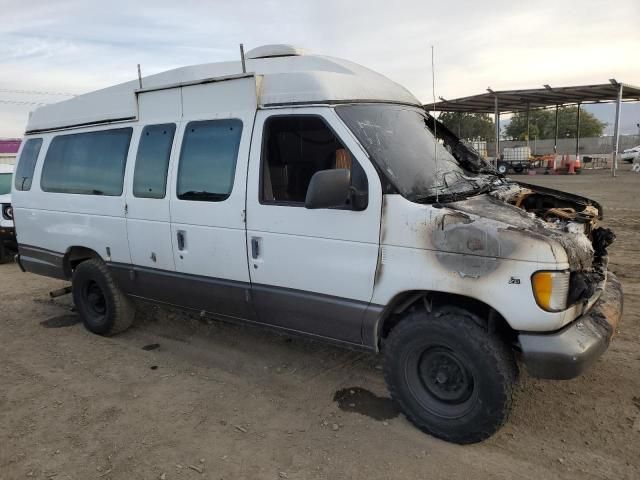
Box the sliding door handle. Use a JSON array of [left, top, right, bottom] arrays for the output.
[[251, 237, 260, 259], [177, 230, 186, 251]]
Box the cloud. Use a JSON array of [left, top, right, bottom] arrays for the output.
[[1, 0, 639, 137]]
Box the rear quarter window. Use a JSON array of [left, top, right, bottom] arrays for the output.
[[41, 128, 132, 196]]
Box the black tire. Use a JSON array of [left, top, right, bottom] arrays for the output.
[[497, 162, 509, 175], [383, 308, 517, 444], [72, 258, 135, 336], [513, 163, 524, 173]]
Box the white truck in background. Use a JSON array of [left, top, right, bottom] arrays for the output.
[[0, 164, 16, 263]]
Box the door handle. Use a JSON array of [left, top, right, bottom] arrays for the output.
[[177, 230, 186, 251], [251, 237, 260, 259]]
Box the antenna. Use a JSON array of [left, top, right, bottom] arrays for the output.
[[431, 45, 439, 203], [240, 44, 247, 73], [137, 64, 143, 89]]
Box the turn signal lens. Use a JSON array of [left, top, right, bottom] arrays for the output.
[[532, 271, 569, 312]]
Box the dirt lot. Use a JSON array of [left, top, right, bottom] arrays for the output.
[[1, 167, 639, 480]]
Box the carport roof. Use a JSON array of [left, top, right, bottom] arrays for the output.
[[427, 82, 640, 113]]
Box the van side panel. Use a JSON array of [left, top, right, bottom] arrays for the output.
[[13, 126, 136, 278]]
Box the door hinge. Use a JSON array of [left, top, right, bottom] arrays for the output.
[[124, 203, 128, 215], [241, 209, 246, 223]]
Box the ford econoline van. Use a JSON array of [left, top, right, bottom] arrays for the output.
[[12, 45, 623, 444]]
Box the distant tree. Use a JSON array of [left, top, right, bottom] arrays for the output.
[[505, 106, 605, 140], [438, 112, 495, 140]]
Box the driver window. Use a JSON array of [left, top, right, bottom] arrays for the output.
[[260, 115, 368, 207]]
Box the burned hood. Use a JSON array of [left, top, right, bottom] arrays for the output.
[[430, 195, 570, 273], [440, 181, 610, 272]]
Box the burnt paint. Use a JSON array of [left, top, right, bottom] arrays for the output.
[[333, 387, 399, 421], [429, 208, 519, 278]]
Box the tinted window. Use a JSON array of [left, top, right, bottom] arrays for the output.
[[0, 173, 12, 195], [261, 116, 368, 207], [177, 119, 242, 202], [133, 124, 176, 198], [41, 128, 132, 196], [14, 138, 43, 191]]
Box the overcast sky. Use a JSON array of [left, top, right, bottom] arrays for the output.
[[1, 0, 639, 137]]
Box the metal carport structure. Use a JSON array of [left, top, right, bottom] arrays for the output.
[[427, 81, 640, 176]]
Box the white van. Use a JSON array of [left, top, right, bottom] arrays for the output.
[[0, 163, 16, 263], [12, 45, 623, 444]]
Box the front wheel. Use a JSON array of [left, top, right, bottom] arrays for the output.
[[72, 258, 135, 336], [383, 309, 517, 444]]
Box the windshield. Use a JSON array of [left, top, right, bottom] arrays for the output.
[[336, 104, 493, 202], [0, 173, 12, 195]]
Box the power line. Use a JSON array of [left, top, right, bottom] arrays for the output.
[[0, 99, 50, 106], [0, 88, 76, 97]]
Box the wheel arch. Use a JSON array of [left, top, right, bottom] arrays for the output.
[[63, 246, 102, 279], [375, 290, 517, 350]]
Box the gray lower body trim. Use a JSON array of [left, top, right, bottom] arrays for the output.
[[108, 263, 255, 322], [16, 246, 383, 348], [109, 264, 382, 348], [519, 272, 623, 380], [17, 244, 67, 280], [251, 284, 374, 345]]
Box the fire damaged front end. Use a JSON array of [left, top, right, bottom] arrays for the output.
[[484, 181, 624, 379], [337, 102, 622, 379], [433, 180, 624, 380], [374, 179, 623, 380]]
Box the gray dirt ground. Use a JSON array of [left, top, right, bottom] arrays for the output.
[[1, 166, 639, 480]]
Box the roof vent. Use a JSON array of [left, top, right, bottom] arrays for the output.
[[245, 44, 308, 59]]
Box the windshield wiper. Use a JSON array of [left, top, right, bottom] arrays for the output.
[[179, 190, 229, 201]]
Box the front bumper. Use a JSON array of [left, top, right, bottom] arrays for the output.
[[518, 272, 623, 380]]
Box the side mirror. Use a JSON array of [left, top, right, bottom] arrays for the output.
[[305, 169, 351, 209]]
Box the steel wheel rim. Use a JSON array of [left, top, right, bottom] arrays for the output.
[[405, 345, 477, 419], [82, 280, 107, 317]]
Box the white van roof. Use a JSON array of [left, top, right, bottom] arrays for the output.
[[26, 45, 421, 133]]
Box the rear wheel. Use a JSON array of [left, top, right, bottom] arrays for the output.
[[383, 308, 517, 444], [497, 162, 509, 175], [72, 258, 135, 335]]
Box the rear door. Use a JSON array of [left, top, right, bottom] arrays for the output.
[[167, 77, 257, 320], [245, 107, 382, 344]]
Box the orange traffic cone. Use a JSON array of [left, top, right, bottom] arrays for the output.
[[574, 156, 581, 173], [567, 158, 576, 174]]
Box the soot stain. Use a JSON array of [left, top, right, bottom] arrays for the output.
[[40, 314, 80, 329], [142, 343, 160, 351], [333, 387, 399, 421]]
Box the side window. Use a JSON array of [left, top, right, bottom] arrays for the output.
[[41, 128, 132, 196], [14, 138, 43, 191], [133, 124, 176, 199], [177, 119, 242, 202], [260, 116, 368, 207]]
